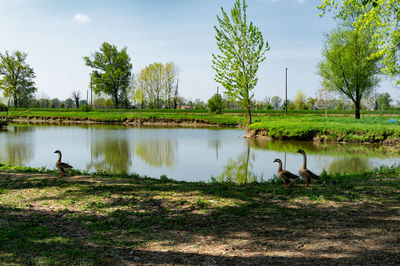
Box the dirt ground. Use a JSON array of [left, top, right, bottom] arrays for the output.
[[0, 170, 400, 265]]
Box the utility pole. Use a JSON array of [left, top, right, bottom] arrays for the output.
[[285, 67, 288, 116], [90, 76, 93, 110], [216, 86, 219, 114]]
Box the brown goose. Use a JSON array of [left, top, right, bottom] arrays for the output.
[[297, 149, 319, 187], [54, 150, 73, 176], [273, 158, 300, 187]]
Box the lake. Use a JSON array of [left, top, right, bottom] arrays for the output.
[[0, 124, 397, 182]]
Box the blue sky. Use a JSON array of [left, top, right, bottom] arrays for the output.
[[0, 0, 397, 102]]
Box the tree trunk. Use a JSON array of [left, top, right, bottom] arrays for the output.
[[114, 94, 119, 109], [247, 105, 252, 125], [13, 94, 18, 108], [355, 102, 360, 119]]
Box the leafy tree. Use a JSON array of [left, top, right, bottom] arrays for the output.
[[84, 42, 132, 108], [64, 98, 74, 108], [293, 90, 306, 110], [318, 0, 400, 83], [212, 0, 269, 125], [317, 24, 381, 119], [133, 88, 145, 109], [270, 96, 282, 110], [0, 51, 36, 107], [207, 93, 226, 113], [136, 62, 179, 109], [306, 97, 317, 110], [377, 92, 392, 110]]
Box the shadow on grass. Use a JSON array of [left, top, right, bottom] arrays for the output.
[[1, 168, 400, 264]]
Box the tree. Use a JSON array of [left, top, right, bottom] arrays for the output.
[[136, 62, 179, 109], [293, 90, 306, 110], [0, 51, 36, 108], [72, 90, 81, 108], [132, 88, 145, 109], [271, 96, 282, 110], [318, 0, 400, 83], [84, 42, 132, 108], [306, 97, 317, 110], [207, 93, 226, 113], [377, 92, 392, 110], [212, 0, 270, 125], [316, 87, 334, 118], [317, 24, 381, 119]]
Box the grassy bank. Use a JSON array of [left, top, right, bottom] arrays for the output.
[[3, 109, 400, 143], [0, 164, 399, 264], [249, 116, 400, 143]]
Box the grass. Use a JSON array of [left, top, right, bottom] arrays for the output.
[[1, 163, 400, 264], [3, 109, 400, 142], [249, 115, 400, 142]]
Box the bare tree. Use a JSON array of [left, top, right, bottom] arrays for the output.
[[316, 88, 334, 119], [72, 90, 81, 108]]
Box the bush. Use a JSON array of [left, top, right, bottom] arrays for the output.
[[0, 103, 8, 112], [80, 104, 91, 112]]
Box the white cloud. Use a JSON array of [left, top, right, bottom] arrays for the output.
[[296, 0, 305, 3], [73, 13, 90, 23]]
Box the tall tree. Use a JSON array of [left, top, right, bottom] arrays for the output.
[[317, 24, 381, 119], [293, 90, 306, 110], [84, 42, 132, 108], [72, 90, 81, 108], [0, 51, 36, 108], [212, 0, 269, 125], [270, 96, 282, 110], [377, 92, 392, 110], [319, 0, 400, 84]]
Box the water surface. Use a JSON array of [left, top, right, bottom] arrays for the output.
[[0, 124, 397, 182]]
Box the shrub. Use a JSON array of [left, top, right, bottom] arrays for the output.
[[80, 104, 91, 112], [0, 103, 8, 112]]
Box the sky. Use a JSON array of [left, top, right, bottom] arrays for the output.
[[0, 0, 398, 102]]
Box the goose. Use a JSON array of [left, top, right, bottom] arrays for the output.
[[297, 149, 319, 187], [54, 150, 73, 176], [273, 158, 300, 187]]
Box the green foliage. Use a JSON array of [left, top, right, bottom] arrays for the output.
[[0, 51, 36, 108], [377, 92, 392, 110], [212, 0, 269, 125], [318, 23, 381, 119], [207, 93, 225, 113], [0, 102, 8, 111], [80, 104, 91, 112], [84, 42, 132, 108], [318, 0, 400, 84]]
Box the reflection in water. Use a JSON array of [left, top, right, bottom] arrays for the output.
[[135, 140, 176, 168], [248, 137, 388, 158], [328, 157, 370, 173], [217, 146, 258, 184], [88, 131, 132, 173], [0, 126, 34, 165], [0, 124, 398, 182]]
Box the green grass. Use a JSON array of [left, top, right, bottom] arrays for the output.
[[3, 109, 400, 142], [249, 115, 400, 142], [0, 163, 400, 264]]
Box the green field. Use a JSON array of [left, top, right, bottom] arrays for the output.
[[0, 164, 399, 264]]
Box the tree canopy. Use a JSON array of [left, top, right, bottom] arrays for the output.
[[212, 0, 269, 125], [84, 42, 132, 108], [0, 51, 36, 108], [317, 24, 381, 119], [318, 0, 400, 83]]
